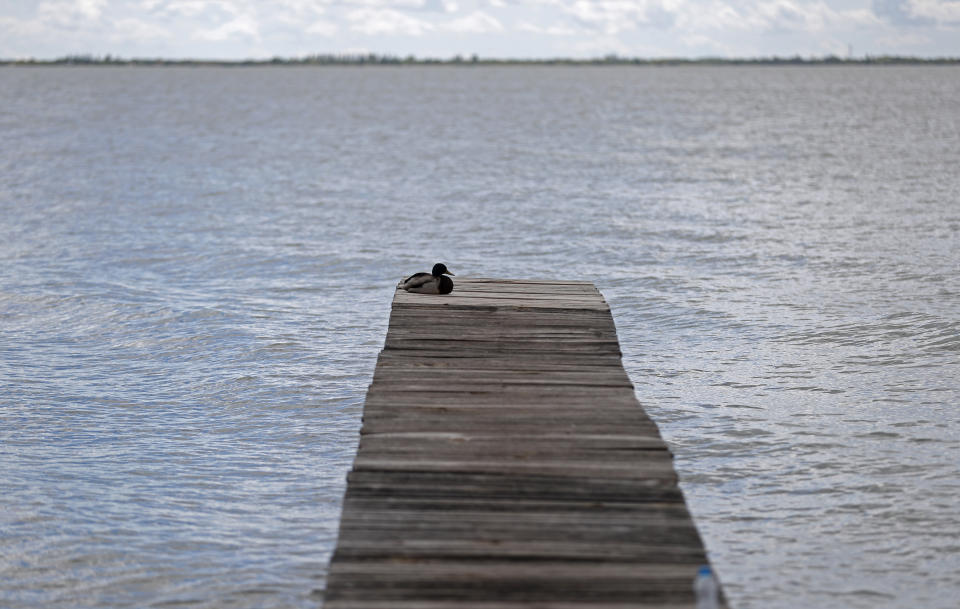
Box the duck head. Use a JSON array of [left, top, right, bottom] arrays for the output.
[[432, 263, 455, 277]]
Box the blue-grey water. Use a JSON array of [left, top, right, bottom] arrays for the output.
[[1, 65, 958, 609]]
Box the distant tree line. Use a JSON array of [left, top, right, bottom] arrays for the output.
[[3, 53, 959, 66]]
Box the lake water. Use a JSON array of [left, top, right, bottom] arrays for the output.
[[1, 65, 958, 609]]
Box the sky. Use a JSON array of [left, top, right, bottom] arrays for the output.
[[1, 0, 959, 60]]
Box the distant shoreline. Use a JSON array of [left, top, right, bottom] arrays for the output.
[[3, 54, 960, 67]]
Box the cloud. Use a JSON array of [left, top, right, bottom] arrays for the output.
[[563, 0, 656, 34], [558, 0, 848, 36], [417, 0, 459, 12], [1, 0, 959, 59], [873, 0, 936, 25], [446, 10, 504, 32], [0, 14, 45, 38], [339, 0, 436, 8], [306, 18, 338, 35], [568, 31, 632, 54], [874, 29, 933, 45], [566, 0, 820, 36], [517, 20, 578, 35], [873, 0, 960, 27], [193, 13, 260, 40], [346, 8, 435, 34], [153, 0, 235, 18], [37, 0, 108, 28], [664, 0, 880, 34], [271, 0, 334, 15], [909, 0, 960, 26], [111, 16, 173, 39]]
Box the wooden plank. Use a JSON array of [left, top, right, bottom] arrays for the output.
[[342, 470, 685, 503], [330, 541, 707, 563], [371, 370, 633, 385], [326, 602, 696, 609], [462, 278, 596, 285], [362, 393, 646, 407], [393, 302, 612, 313], [358, 419, 662, 436], [388, 309, 613, 321], [453, 286, 601, 295], [381, 341, 622, 356], [376, 352, 626, 366], [398, 290, 605, 300], [324, 278, 726, 608], [375, 355, 627, 371], [326, 560, 707, 603], [337, 497, 697, 515]]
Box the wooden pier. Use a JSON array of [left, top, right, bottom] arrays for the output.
[[324, 278, 724, 608]]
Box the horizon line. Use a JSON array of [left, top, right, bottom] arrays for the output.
[[3, 52, 960, 66]]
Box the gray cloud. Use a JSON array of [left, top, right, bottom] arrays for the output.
[[873, 0, 935, 26]]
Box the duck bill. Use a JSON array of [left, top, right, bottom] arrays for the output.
[[445, 271, 455, 276]]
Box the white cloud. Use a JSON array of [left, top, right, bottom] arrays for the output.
[[909, 0, 960, 23], [157, 0, 232, 18], [339, 0, 434, 8], [193, 13, 259, 40], [272, 0, 333, 15], [37, 0, 108, 27], [346, 8, 435, 34], [517, 20, 578, 35], [306, 18, 338, 35], [568, 31, 631, 54], [871, 0, 960, 26], [844, 7, 885, 26], [757, 1, 821, 29], [670, 0, 878, 34], [111, 16, 172, 39], [446, 10, 504, 32], [562, 0, 677, 35], [875, 30, 933, 46], [672, 1, 741, 31], [0, 15, 44, 38]]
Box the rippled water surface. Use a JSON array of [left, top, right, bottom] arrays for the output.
[[1, 65, 958, 609]]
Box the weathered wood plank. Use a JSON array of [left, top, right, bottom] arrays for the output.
[[392, 304, 614, 314], [324, 278, 726, 608], [461, 278, 596, 285], [371, 370, 633, 385], [375, 355, 628, 371], [326, 603, 696, 609], [342, 470, 686, 502], [326, 560, 707, 603], [388, 309, 613, 322], [330, 541, 707, 563], [338, 497, 697, 516], [376, 352, 626, 366], [383, 338, 622, 349], [358, 418, 662, 436], [336, 504, 699, 525], [362, 393, 646, 407]]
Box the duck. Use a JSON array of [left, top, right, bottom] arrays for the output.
[[398, 263, 455, 294]]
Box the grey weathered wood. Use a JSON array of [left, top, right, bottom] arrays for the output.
[[324, 278, 725, 608]]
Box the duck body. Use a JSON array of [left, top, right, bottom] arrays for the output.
[[399, 263, 455, 294]]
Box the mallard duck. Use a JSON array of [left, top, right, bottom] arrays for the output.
[[399, 263, 455, 294]]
